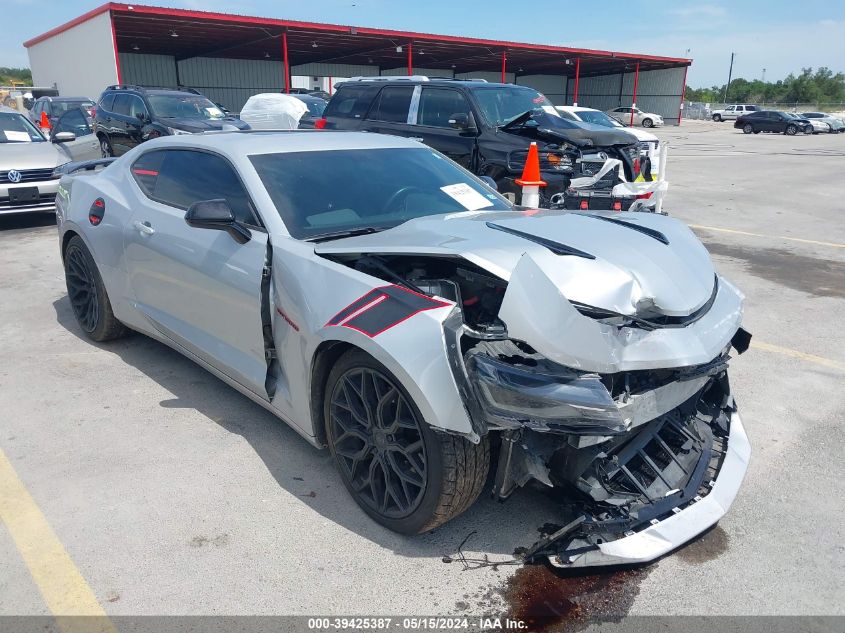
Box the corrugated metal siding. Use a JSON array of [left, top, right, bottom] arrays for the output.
[[291, 63, 377, 77], [516, 74, 568, 104], [455, 71, 515, 83], [381, 67, 454, 77], [120, 53, 178, 87], [176, 57, 284, 111], [567, 67, 686, 125]]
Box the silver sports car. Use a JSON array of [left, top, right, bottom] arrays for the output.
[[56, 130, 751, 568]]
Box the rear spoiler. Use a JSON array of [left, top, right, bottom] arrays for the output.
[[53, 157, 116, 177]]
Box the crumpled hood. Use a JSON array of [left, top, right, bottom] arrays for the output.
[[0, 141, 68, 169], [163, 117, 249, 132], [315, 209, 716, 318], [504, 111, 639, 148]]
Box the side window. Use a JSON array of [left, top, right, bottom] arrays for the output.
[[136, 150, 258, 226], [113, 93, 132, 116], [557, 110, 577, 120], [128, 95, 148, 120], [54, 108, 92, 136], [32, 101, 42, 116], [725, 106, 734, 112], [99, 93, 115, 111], [324, 86, 374, 119], [417, 88, 471, 128], [368, 86, 413, 123], [130, 150, 166, 197]]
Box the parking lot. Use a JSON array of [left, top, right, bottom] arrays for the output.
[[0, 120, 843, 624]]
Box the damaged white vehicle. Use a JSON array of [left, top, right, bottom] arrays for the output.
[[56, 131, 751, 568]]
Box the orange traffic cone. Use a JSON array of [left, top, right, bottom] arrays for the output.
[[39, 110, 51, 131], [515, 142, 546, 207]]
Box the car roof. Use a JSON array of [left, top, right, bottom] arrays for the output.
[[292, 94, 327, 103], [556, 105, 597, 113], [142, 130, 425, 155], [44, 96, 93, 101], [337, 79, 519, 90]]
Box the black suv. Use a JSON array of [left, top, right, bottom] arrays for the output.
[[92, 85, 249, 157], [315, 78, 642, 204]]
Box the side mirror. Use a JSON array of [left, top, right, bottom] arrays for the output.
[[479, 176, 498, 191], [52, 131, 76, 143], [448, 113, 476, 132], [184, 199, 251, 244], [135, 112, 149, 124]]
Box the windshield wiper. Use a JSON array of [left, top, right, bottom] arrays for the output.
[[306, 226, 386, 243]]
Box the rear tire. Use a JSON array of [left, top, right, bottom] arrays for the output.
[[743, 124, 753, 134], [785, 124, 798, 136], [64, 236, 127, 342], [98, 134, 113, 158], [325, 349, 489, 534]]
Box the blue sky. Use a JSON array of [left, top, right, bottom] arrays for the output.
[[4, 0, 845, 87]]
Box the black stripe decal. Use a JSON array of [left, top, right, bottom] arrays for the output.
[[326, 285, 451, 337], [579, 213, 670, 245], [485, 222, 596, 259]]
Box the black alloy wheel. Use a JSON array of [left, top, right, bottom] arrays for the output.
[[743, 123, 753, 134], [329, 366, 428, 520], [65, 245, 99, 333], [785, 124, 798, 136]]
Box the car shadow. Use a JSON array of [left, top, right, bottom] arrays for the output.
[[52, 295, 565, 561], [0, 213, 56, 232]]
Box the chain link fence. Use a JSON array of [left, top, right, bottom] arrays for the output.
[[683, 101, 845, 120]]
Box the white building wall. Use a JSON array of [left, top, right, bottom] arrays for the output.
[[26, 11, 118, 99]]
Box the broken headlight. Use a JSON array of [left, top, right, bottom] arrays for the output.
[[465, 351, 628, 435]]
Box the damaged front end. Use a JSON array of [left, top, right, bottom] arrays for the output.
[[318, 210, 752, 567], [457, 335, 750, 567]]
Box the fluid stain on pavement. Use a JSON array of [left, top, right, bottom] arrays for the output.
[[674, 525, 730, 564], [498, 564, 651, 632], [699, 239, 845, 298]]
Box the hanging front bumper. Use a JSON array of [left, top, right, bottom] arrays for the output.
[[548, 410, 751, 568]]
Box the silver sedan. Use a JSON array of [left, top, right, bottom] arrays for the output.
[[56, 130, 750, 567]]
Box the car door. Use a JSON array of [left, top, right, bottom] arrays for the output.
[[124, 94, 149, 150], [410, 87, 477, 168], [109, 93, 132, 155], [361, 85, 415, 138], [51, 108, 100, 160], [123, 148, 271, 398]]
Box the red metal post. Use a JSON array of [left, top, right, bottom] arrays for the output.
[[501, 50, 507, 83], [678, 64, 688, 124], [328, 75, 333, 95], [573, 58, 580, 105], [407, 42, 413, 75], [630, 61, 640, 126], [282, 31, 290, 93]]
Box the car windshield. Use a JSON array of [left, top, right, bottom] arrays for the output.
[[250, 147, 511, 240], [573, 109, 624, 128], [53, 100, 94, 114], [300, 99, 326, 117], [147, 95, 225, 120], [0, 112, 44, 143], [472, 86, 559, 126]]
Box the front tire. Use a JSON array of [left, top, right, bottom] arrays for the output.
[[64, 236, 127, 342], [325, 350, 489, 534], [785, 124, 798, 136], [642, 118, 653, 128], [713, 114, 722, 122], [743, 124, 753, 134]]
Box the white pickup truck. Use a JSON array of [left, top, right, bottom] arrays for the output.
[[712, 104, 758, 122]]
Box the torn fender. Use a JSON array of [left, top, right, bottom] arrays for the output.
[[498, 252, 744, 373]]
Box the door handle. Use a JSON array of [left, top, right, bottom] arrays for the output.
[[133, 220, 155, 236]]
